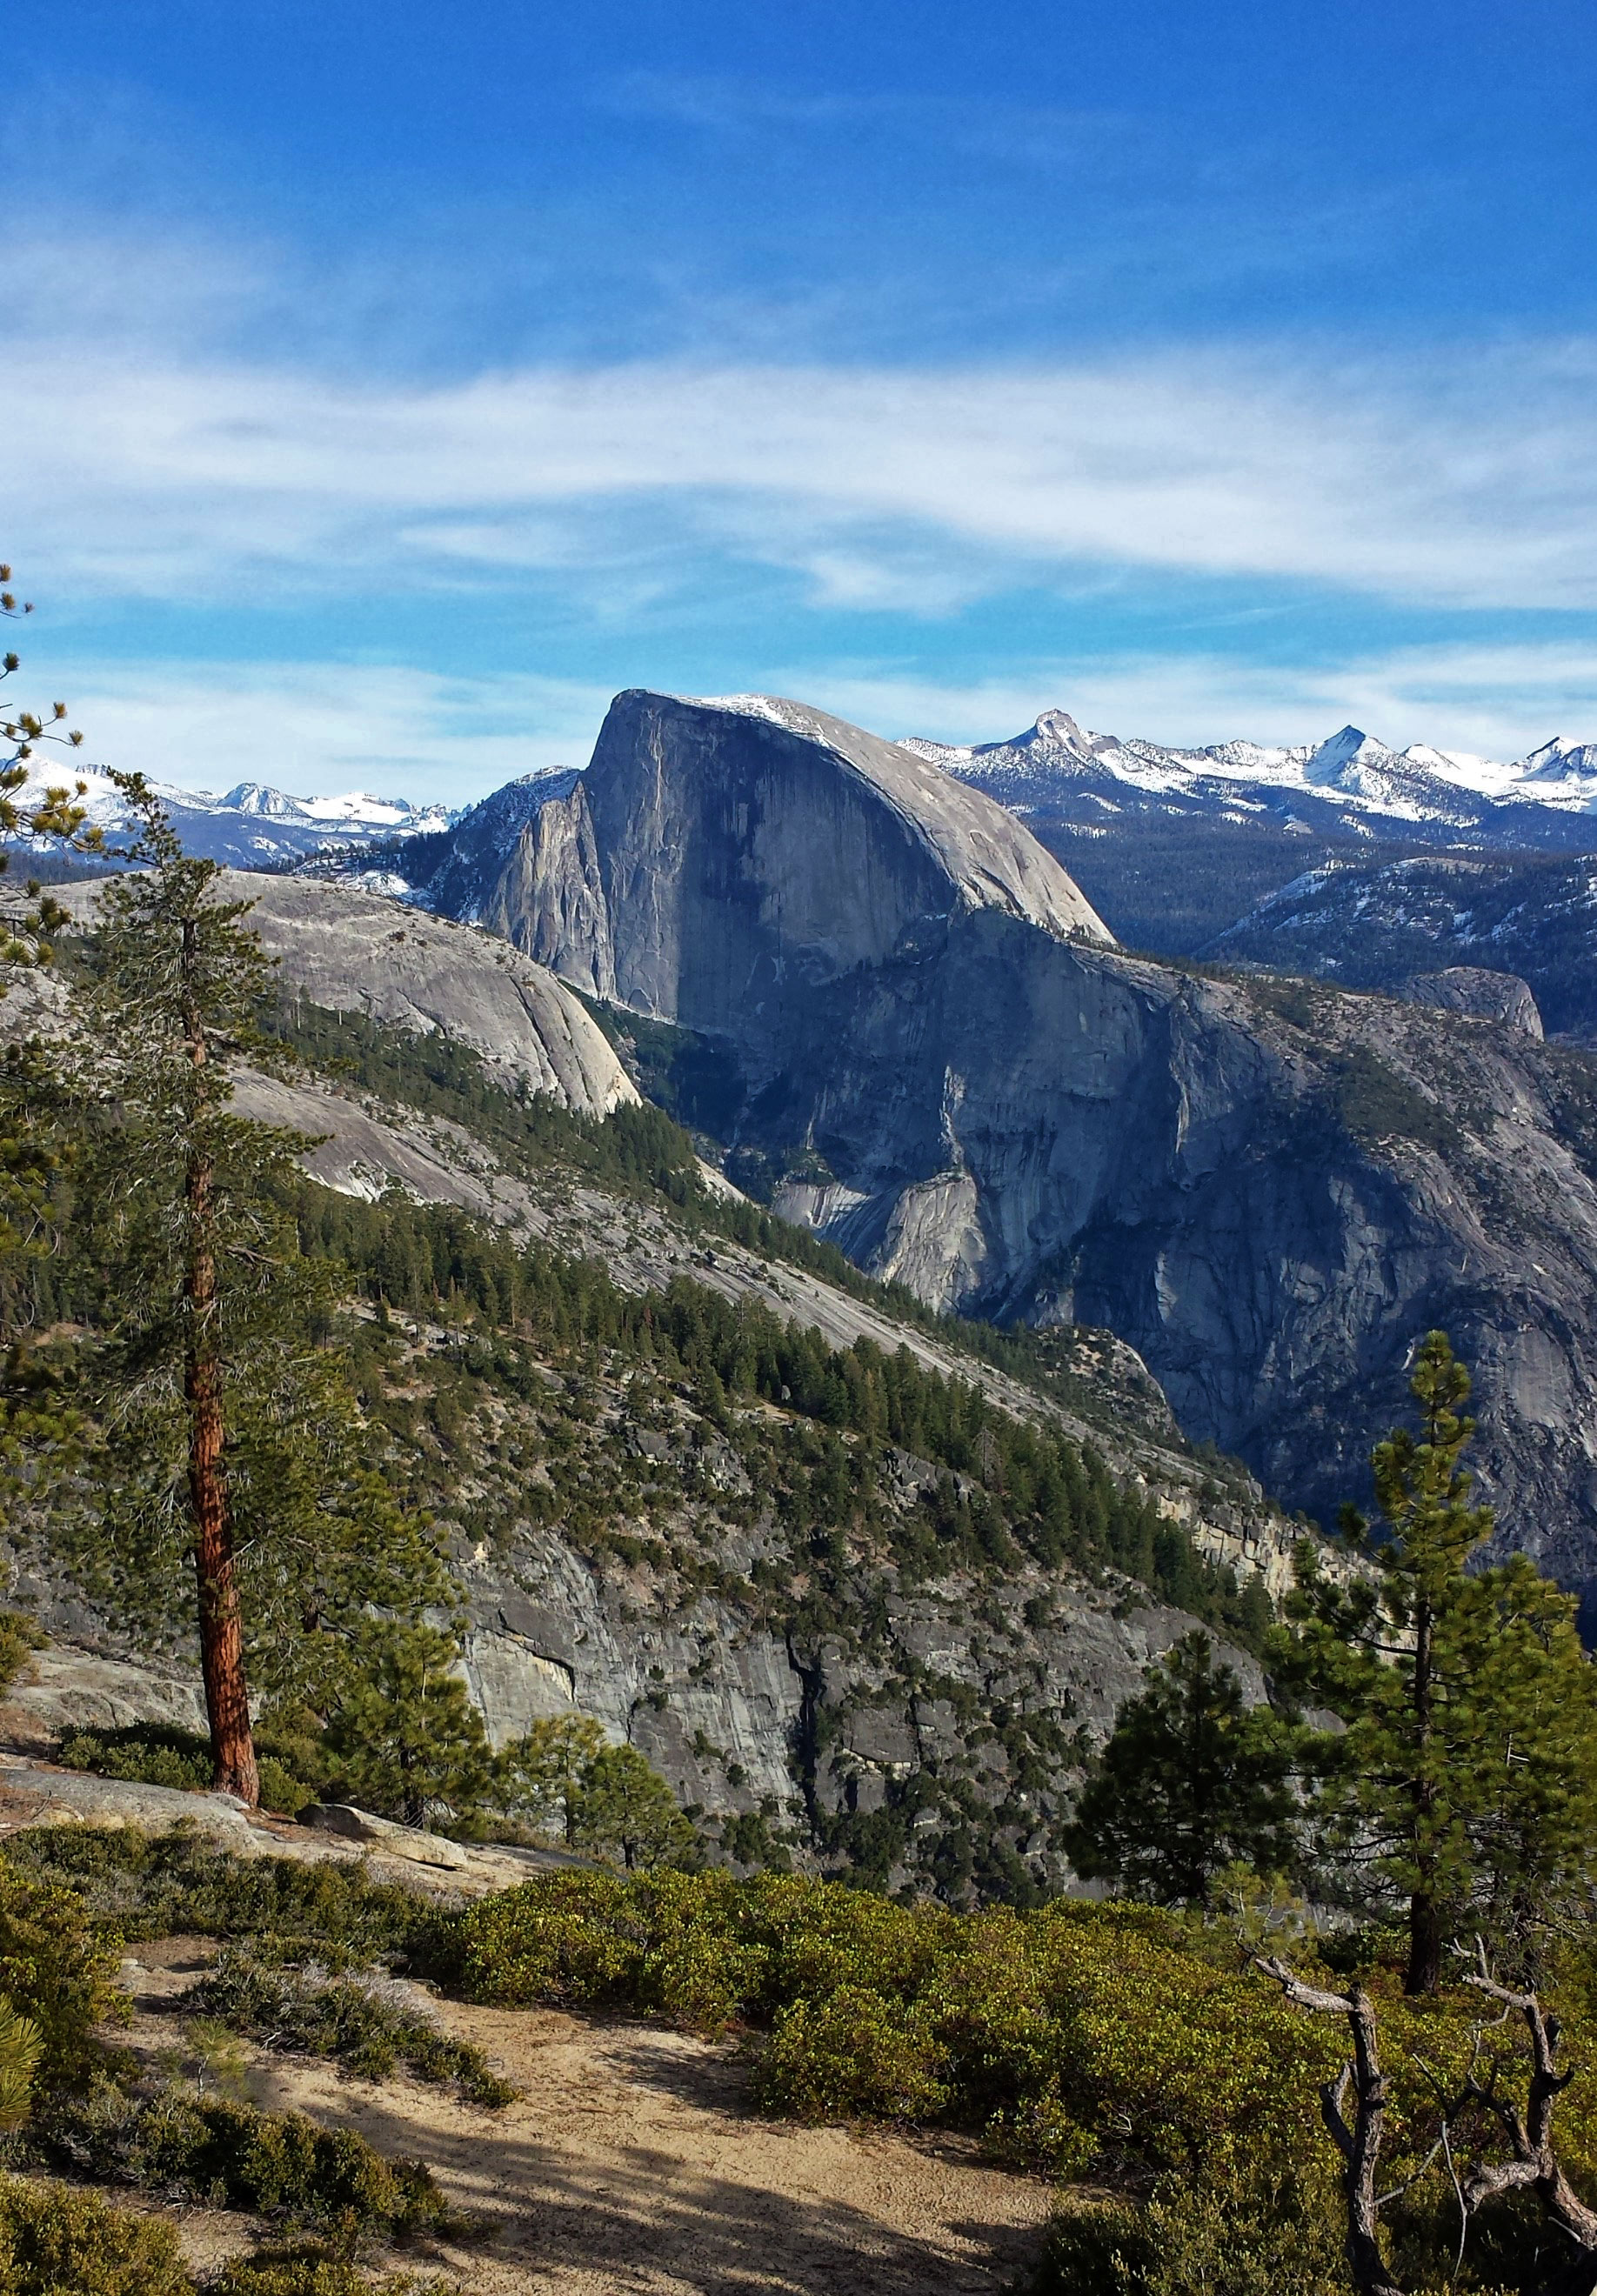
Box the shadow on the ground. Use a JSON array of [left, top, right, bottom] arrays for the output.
[[128, 1979, 1049, 2294], [344, 2084, 1045, 2296]]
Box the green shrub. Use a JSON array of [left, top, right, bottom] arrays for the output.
[[452, 1867, 641, 2010], [0, 1865, 124, 2095], [0, 1616, 47, 1705], [58, 1725, 211, 1793], [53, 1727, 318, 1818], [1, 1829, 446, 1973], [0, 2003, 42, 2137], [0, 2171, 191, 2296], [1028, 2169, 1348, 2296], [190, 1947, 514, 2108], [756, 1986, 946, 2120], [37, 2083, 451, 2239], [256, 1759, 321, 1820]]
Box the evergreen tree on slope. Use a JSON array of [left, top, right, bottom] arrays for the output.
[[63, 774, 457, 1806], [1277, 1332, 1597, 1992], [1061, 1629, 1298, 1906]]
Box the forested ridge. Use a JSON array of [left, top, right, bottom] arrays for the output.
[[10, 758, 1597, 2295]]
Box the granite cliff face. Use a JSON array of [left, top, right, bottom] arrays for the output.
[[420, 692, 1597, 1606], [48, 872, 637, 1117], [467, 691, 1110, 1033], [753, 922, 1597, 1597]]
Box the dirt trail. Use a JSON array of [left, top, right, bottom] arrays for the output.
[[123, 1946, 1053, 2296]]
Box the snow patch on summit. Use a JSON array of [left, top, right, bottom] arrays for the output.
[[907, 708, 1597, 832]]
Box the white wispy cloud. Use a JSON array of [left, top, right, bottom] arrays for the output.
[[47, 661, 611, 808], [7, 218, 1597, 618], [42, 638, 1597, 814]]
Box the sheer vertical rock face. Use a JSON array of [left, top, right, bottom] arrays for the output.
[[431, 691, 1597, 1599], [477, 691, 1111, 1045], [756, 905, 1597, 1594]]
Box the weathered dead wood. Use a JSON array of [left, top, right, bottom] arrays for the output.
[[1257, 1946, 1597, 2296], [1256, 1956, 1405, 2296], [1460, 1948, 1597, 2296]]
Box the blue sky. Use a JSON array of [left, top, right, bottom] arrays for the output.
[[9, 0, 1597, 802]]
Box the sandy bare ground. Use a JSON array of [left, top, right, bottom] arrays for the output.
[[120, 1944, 1053, 2296]]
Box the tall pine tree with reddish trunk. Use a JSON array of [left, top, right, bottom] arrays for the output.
[[62, 775, 464, 1816], [178, 962, 256, 1805], [85, 781, 293, 1801]]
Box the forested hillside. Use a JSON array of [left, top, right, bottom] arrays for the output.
[[3, 813, 1295, 1907]]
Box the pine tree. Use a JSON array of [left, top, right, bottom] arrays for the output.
[[60, 773, 456, 1808], [495, 1714, 610, 1844], [1060, 1629, 1298, 1906], [494, 1715, 694, 1867], [577, 1740, 696, 1870], [1277, 1332, 1597, 1993], [320, 1624, 493, 1829]]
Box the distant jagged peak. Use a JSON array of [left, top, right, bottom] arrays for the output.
[[1301, 724, 1395, 786], [1520, 735, 1597, 784], [999, 706, 1101, 760]]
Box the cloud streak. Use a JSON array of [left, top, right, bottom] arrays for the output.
[[50, 637, 1597, 814], [9, 250, 1597, 617]]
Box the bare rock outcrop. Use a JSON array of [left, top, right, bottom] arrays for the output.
[[1400, 965, 1544, 1038], [45, 872, 636, 1118]]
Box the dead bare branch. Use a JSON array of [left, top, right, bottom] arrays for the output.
[[1253, 1955, 1405, 2296]]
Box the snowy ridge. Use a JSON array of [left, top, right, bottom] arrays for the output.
[[905, 711, 1597, 832], [3, 762, 457, 869]]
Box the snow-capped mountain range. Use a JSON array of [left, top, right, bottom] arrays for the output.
[[4, 764, 456, 869], [905, 711, 1597, 844]]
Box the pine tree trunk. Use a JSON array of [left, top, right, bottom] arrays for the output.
[[189, 1313, 258, 1806], [181, 935, 259, 1809], [1405, 1592, 1440, 1996], [1405, 1885, 1443, 1998]]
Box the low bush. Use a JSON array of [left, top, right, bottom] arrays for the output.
[[36, 2081, 452, 2240], [0, 1617, 48, 1706], [0, 2185, 447, 2296], [758, 1986, 946, 2120], [0, 2171, 191, 2296], [190, 1947, 515, 2108], [55, 1726, 317, 1818], [1026, 2167, 1348, 2296], [2, 1828, 446, 1973], [58, 1725, 211, 1793], [0, 1865, 124, 2095]]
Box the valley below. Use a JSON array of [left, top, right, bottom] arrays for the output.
[[8, 677, 1597, 2296]]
